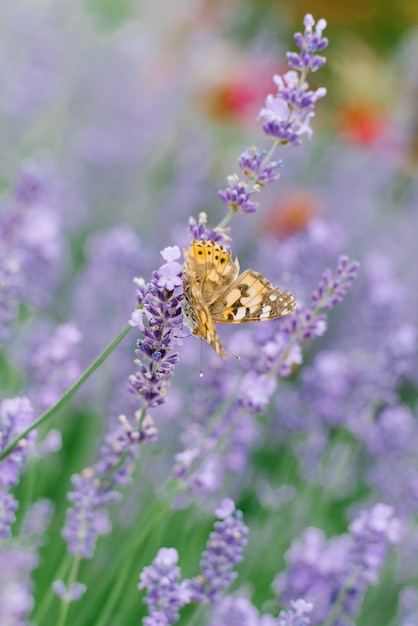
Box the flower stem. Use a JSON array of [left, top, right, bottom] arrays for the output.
[[0, 324, 133, 461], [56, 555, 82, 626], [216, 208, 236, 231]]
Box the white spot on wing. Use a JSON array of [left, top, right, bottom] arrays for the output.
[[260, 305, 271, 319], [235, 307, 246, 320]]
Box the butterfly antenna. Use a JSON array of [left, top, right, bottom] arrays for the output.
[[199, 339, 204, 377], [226, 347, 241, 361]]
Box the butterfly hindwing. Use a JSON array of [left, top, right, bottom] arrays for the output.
[[211, 269, 296, 323]]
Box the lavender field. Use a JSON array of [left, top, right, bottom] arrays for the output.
[[1, 1, 418, 625]]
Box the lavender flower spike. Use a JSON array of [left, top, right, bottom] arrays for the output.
[[209, 594, 278, 626], [139, 547, 191, 626], [258, 14, 328, 146], [218, 175, 260, 214], [0, 397, 36, 538], [61, 411, 148, 559], [275, 503, 400, 625], [0, 547, 37, 625], [190, 498, 249, 604], [288, 14, 328, 73], [278, 599, 313, 626], [129, 246, 184, 408]]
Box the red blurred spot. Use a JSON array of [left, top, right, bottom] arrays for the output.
[[260, 191, 319, 239], [336, 101, 387, 146]]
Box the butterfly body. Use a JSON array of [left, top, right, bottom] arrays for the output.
[[183, 239, 296, 359]]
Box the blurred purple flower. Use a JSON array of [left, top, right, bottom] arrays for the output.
[[0, 397, 36, 538], [189, 498, 249, 604], [278, 599, 313, 626], [53, 580, 87, 602], [139, 547, 191, 625], [209, 594, 277, 626], [0, 547, 37, 626], [275, 503, 400, 625], [26, 322, 82, 412], [73, 226, 146, 365], [21, 498, 54, 543], [61, 411, 152, 559], [0, 160, 66, 340]]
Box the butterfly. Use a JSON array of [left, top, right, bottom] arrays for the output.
[[182, 239, 296, 359]]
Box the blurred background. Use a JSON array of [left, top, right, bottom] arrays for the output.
[[2, 1, 418, 625]]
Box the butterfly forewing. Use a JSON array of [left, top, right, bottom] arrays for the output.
[[183, 244, 227, 358], [188, 240, 240, 305]]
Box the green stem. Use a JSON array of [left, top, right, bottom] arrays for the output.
[[94, 494, 172, 626], [216, 208, 236, 231], [260, 138, 280, 169], [0, 324, 133, 462], [186, 604, 207, 626], [56, 555, 82, 626]]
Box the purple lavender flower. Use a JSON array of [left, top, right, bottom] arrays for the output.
[[188, 213, 228, 244], [21, 498, 54, 544], [349, 503, 401, 584], [238, 146, 282, 185], [215, 15, 327, 223], [258, 15, 327, 146], [0, 397, 36, 538], [287, 14, 328, 73], [53, 580, 87, 602], [218, 175, 260, 214], [398, 587, 418, 626], [208, 594, 277, 626], [139, 547, 191, 625], [0, 207, 23, 341], [129, 246, 184, 409], [311, 256, 360, 310], [189, 498, 249, 604], [0, 547, 37, 626], [261, 256, 359, 378], [277, 599, 313, 626], [61, 411, 152, 559], [0, 254, 21, 342], [0, 160, 66, 340], [73, 226, 147, 366], [275, 503, 400, 625], [238, 372, 277, 413], [26, 322, 82, 412]]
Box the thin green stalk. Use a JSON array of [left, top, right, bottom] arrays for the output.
[[216, 208, 235, 231], [56, 555, 82, 626], [94, 495, 172, 626], [34, 548, 74, 623], [0, 324, 132, 462], [185, 604, 207, 626]]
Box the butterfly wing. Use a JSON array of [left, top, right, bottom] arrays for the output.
[[183, 244, 227, 359], [210, 269, 296, 324], [186, 239, 240, 305]]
